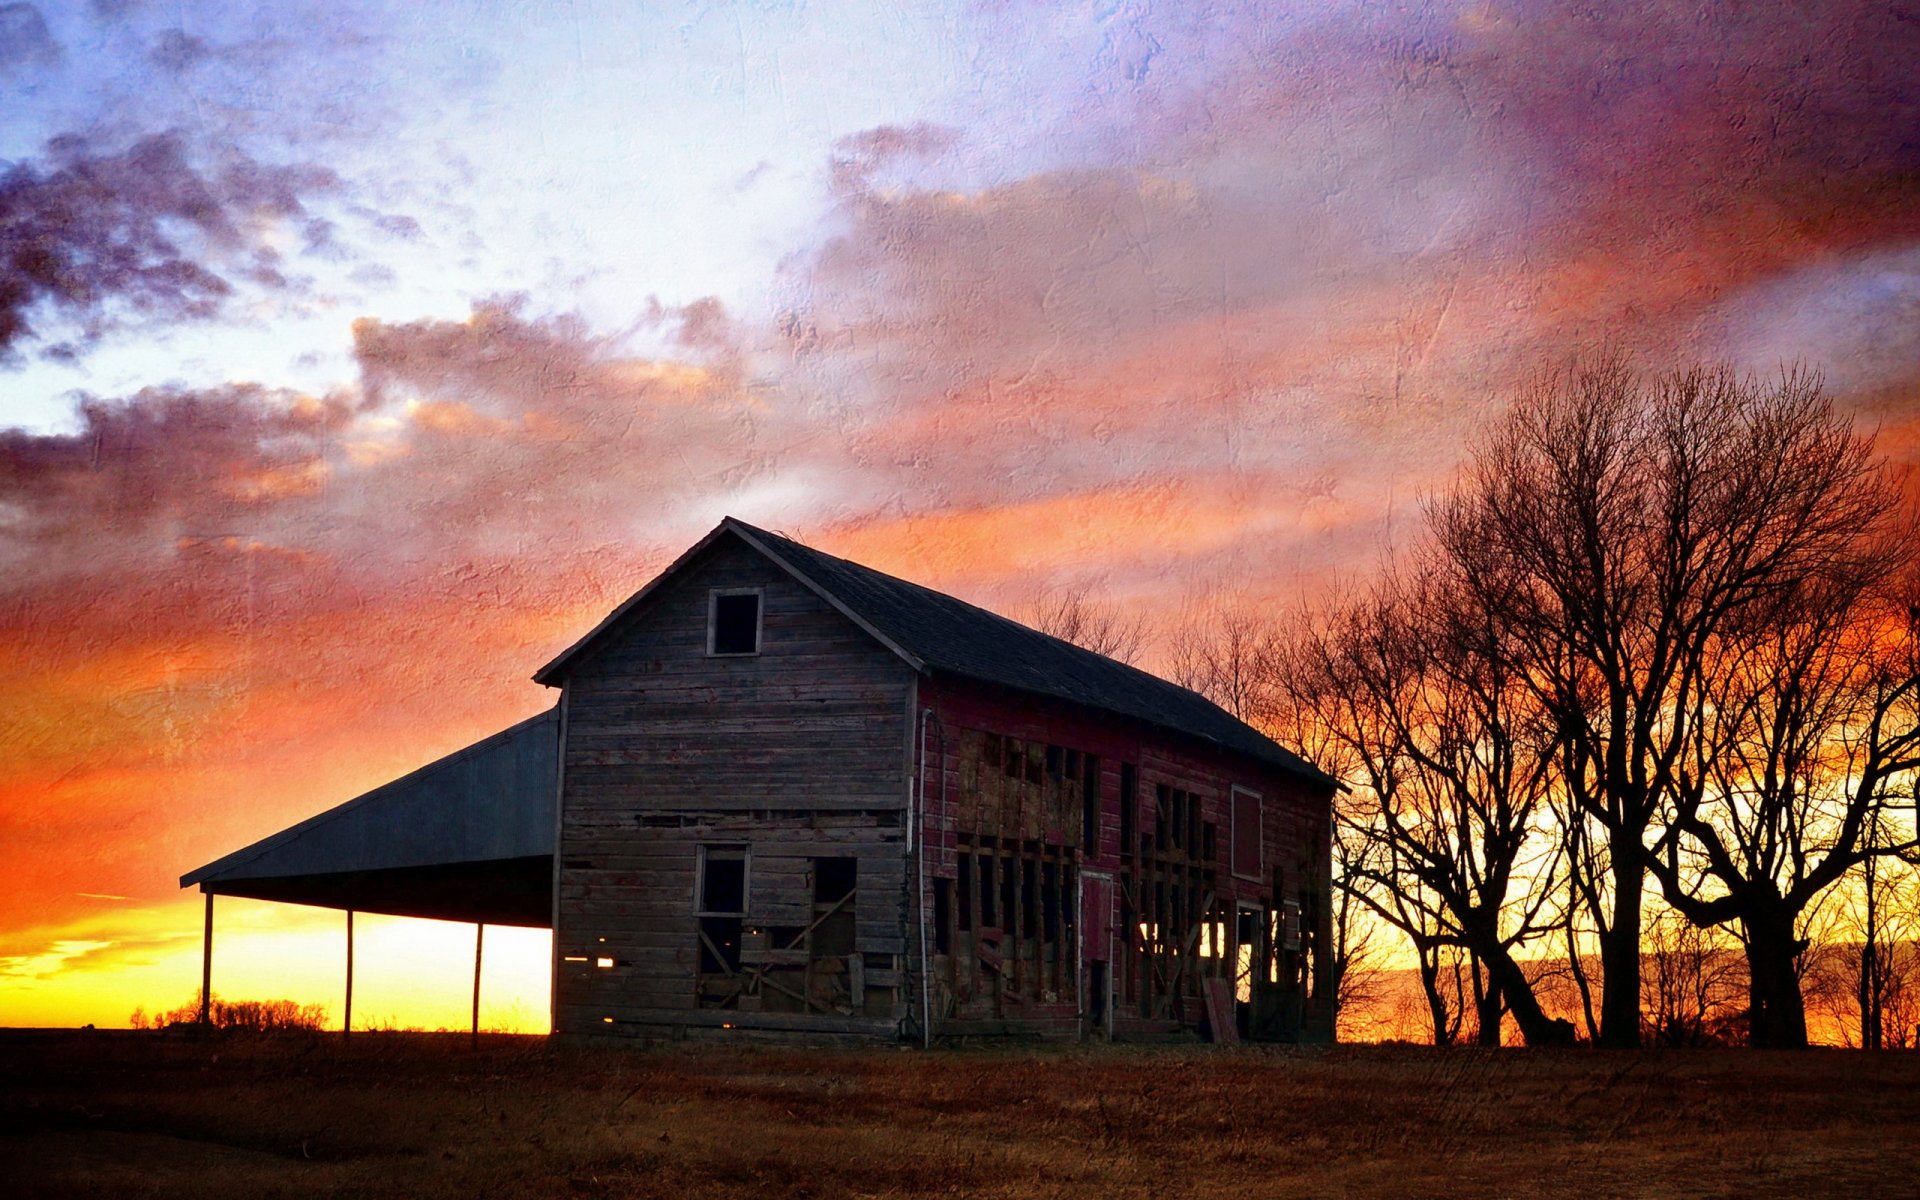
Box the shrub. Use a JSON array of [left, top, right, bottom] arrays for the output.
[[131, 991, 329, 1032]]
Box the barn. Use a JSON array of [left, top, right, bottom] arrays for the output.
[[185, 517, 1338, 1044]]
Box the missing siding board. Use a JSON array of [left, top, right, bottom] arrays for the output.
[[947, 834, 1081, 1015], [933, 877, 952, 955], [1081, 754, 1100, 852], [1231, 787, 1262, 880], [814, 857, 857, 905]]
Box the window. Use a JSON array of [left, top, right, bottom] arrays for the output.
[[708, 588, 762, 656], [1230, 786, 1262, 880], [695, 846, 749, 999], [696, 845, 749, 916]]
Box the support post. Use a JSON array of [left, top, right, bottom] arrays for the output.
[[199, 891, 213, 1028], [344, 909, 354, 1038], [471, 923, 484, 1050]]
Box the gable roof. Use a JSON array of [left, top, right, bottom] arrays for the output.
[[537, 518, 1335, 788]]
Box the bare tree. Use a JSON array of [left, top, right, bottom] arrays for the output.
[[1275, 567, 1575, 1046], [1328, 829, 1390, 1040], [1651, 563, 1920, 1046], [1808, 837, 1920, 1049], [1022, 583, 1150, 664], [1639, 909, 1747, 1046], [1431, 360, 1898, 1047], [1167, 589, 1280, 723]]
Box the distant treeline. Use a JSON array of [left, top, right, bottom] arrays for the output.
[[132, 993, 328, 1033]]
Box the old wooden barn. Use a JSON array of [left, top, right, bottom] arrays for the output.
[[185, 517, 1339, 1044]]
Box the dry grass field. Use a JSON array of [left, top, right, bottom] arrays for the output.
[[3, 1030, 1916, 1199]]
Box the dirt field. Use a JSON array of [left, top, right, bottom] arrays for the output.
[[3, 1030, 1916, 1199]]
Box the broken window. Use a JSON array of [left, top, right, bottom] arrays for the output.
[[708, 588, 762, 656], [807, 857, 859, 1013], [815, 856, 857, 906], [712, 856, 875, 1018], [695, 845, 749, 1007], [697, 845, 749, 916], [1119, 763, 1137, 860]]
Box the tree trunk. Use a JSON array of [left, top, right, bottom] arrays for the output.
[[1419, 958, 1453, 1046], [1859, 941, 1882, 1051], [1597, 843, 1645, 1048], [1860, 856, 1883, 1050], [1743, 916, 1809, 1050], [1479, 941, 1577, 1045], [1474, 960, 1502, 1047]]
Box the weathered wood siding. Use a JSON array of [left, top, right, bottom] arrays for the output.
[[916, 674, 1336, 1042], [553, 535, 914, 1038]]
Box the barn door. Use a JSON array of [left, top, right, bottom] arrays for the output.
[[1080, 871, 1114, 1038]]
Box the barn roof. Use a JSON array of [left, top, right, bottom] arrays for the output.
[[179, 707, 558, 926], [537, 518, 1336, 788]]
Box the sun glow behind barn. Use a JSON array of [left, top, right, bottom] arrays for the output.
[[178, 710, 559, 1034]]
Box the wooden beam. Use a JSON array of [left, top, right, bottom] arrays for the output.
[[344, 909, 354, 1038], [199, 891, 212, 1028], [471, 923, 484, 1050]]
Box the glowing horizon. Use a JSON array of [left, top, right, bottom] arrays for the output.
[[3, 1, 1917, 1036]]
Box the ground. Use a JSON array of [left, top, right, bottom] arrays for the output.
[[3, 1031, 1916, 1199]]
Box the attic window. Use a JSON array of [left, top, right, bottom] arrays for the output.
[[708, 589, 762, 656]]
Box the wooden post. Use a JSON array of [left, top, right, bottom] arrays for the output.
[[344, 909, 354, 1038], [471, 923, 484, 1050], [199, 891, 213, 1028]]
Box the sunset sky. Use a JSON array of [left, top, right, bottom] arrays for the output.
[[3, 1, 1917, 1032]]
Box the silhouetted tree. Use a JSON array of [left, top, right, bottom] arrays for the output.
[[1430, 360, 1897, 1047], [1023, 584, 1150, 664], [134, 991, 328, 1032], [1167, 590, 1279, 723], [1276, 568, 1574, 1046], [1652, 564, 1920, 1046], [1639, 909, 1746, 1046], [1808, 836, 1920, 1049]]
